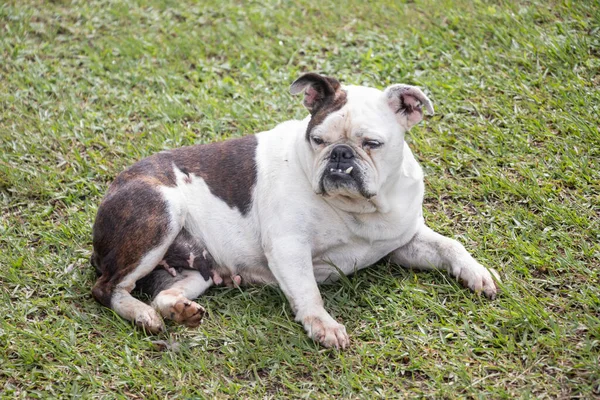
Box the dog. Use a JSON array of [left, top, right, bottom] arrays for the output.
[[91, 73, 498, 349]]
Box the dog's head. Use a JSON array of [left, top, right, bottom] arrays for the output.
[[290, 73, 434, 208]]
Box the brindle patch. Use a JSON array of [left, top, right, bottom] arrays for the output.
[[91, 180, 171, 307]]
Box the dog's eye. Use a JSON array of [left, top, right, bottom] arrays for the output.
[[363, 140, 383, 149], [312, 137, 325, 145]]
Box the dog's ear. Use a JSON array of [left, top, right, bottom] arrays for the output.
[[384, 84, 434, 129], [290, 73, 342, 113]]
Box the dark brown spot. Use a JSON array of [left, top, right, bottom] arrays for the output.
[[290, 73, 341, 109], [171, 135, 258, 215], [289, 73, 348, 142], [110, 135, 258, 215]]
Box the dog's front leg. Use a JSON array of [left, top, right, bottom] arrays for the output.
[[265, 237, 349, 349], [390, 225, 499, 299]]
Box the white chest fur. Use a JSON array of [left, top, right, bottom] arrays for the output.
[[247, 123, 426, 282]]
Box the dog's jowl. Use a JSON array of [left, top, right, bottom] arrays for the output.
[[91, 73, 498, 348]]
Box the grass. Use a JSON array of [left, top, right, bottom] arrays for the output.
[[1, 0, 599, 397]]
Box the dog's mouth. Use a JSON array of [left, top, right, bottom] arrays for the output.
[[318, 144, 371, 198], [325, 165, 355, 181], [319, 168, 375, 202]]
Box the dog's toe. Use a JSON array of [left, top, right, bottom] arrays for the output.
[[303, 315, 349, 349], [483, 272, 500, 300], [134, 308, 165, 334], [460, 263, 499, 300]]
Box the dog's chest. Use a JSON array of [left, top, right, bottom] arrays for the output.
[[309, 210, 416, 281], [311, 237, 402, 282]]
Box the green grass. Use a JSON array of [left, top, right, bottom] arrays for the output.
[[1, 0, 599, 397]]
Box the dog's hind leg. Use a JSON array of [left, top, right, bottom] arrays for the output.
[[108, 243, 175, 333], [92, 181, 184, 333]]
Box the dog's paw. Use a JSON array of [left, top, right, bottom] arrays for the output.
[[303, 315, 349, 349], [168, 299, 206, 328], [153, 289, 207, 328], [134, 308, 165, 334], [452, 261, 500, 300]]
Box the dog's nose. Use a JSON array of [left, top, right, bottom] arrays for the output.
[[330, 145, 355, 161]]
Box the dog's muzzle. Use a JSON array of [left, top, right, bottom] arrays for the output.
[[324, 144, 356, 182]]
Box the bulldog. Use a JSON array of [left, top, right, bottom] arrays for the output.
[[91, 73, 498, 349]]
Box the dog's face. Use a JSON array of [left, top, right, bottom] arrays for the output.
[[290, 74, 433, 205]]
